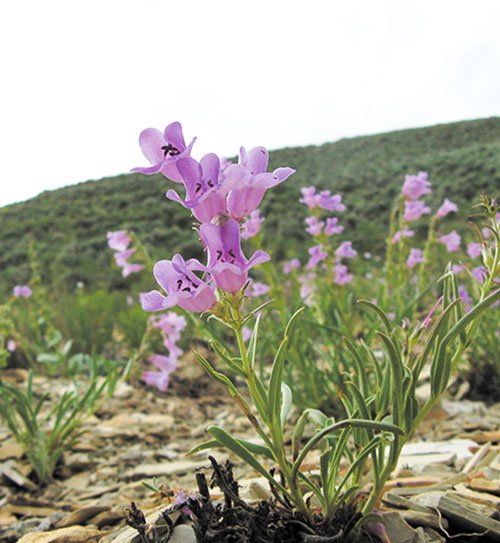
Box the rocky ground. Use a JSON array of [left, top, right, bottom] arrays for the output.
[[0, 360, 499, 543]]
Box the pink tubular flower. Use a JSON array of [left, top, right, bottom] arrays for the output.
[[247, 281, 270, 297], [200, 220, 270, 293], [241, 210, 265, 240], [392, 227, 415, 244], [317, 191, 346, 212], [300, 186, 318, 208], [152, 312, 187, 343], [222, 147, 295, 221], [166, 155, 227, 223], [467, 242, 482, 259], [472, 266, 487, 284], [114, 248, 144, 277], [324, 217, 343, 236], [140, 254, 216, 313], [283, 258, 300, 274], [13, 285, 32, 298], [122, 262, 145, 278], [106, 230, 131, 252], [406, 248, 425, 269], [298, 272, 316, 305], [335, 241, 357, 259], [452, 264, 465, 275], [305, 216, 324, 236], [436, 198, 458, 218], [242, 326, 253, 342], [333, 263, 353, 285], [401, 172, 431, 200], [438, 230, 461, 252], [149, 353, 177, 373], [403, 200, 432, 222], [132, 121, 195, 182], [306, 245, 328, 269], [142, 370, 171, 392]]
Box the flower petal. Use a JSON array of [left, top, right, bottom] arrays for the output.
[[164, 122, 186, 150], [245, 146, 269, 174], [140, 290, 178, 311], [138, 128, 165, 165], [153, 260, 179, 295]]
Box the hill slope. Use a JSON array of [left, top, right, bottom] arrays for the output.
[[1, 117, 499, 293]]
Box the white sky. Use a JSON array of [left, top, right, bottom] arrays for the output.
[[1, 0, 499, 207]]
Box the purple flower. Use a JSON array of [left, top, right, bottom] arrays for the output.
[[241, 210, 265, 240], [114, 248, 144, 277], [114, 248, 135, 267], [142, 370, 171, 392], [392, 227, 415, 244], [140, 254, 216, 313], [438, 230, 461, 252], [300, 186, 318, 208], [222, 147, 295, 220], [166, 155, 227, 223], [403, 200, 432, 222], [436, 198, 458, 218], [242, 326, 253, 342], [200, 220, 270, 293], [151, 312, 187, 343], [283, 258, 301, 274], [13, 285, 32, 298], [333, 263, 353, 285], [247, 281, 270, 297], [132, 122, 195, 182], [174, 489, 195, 516], [298, 273, 316, 304], [324, 217, 343, 236], [407, 248, 425, 268], [467, 242, 482, 259], [317, 191, 346, 212], [306, 245, 328, 269], [452, 265, 465, 276], [122, 262, 145, 278], [335, 241, 357, 259], [149, 353, 178, 373], [106, 230, 131, 252], [472, 266, 488, 284], [305, 216, 324, 236], [401, 172, 431, 200]]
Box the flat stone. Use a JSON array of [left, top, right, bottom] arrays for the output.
[[0, 460, 38, 491], [168, 524, 196, 543], [0, 441, 24, 461], [383, 512, 419, 543], [17, 525, 101, 543], [56, 506, 110, 528]]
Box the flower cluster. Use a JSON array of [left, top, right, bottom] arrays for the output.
[[106, 230, 144, 277], [299, 185, 354, 296], [393, 172, 460, 269], [13, 285, 32, 298], [142, 312, 187, 391], [135, 122, 294, 311]]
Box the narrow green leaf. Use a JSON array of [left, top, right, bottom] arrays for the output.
[[357, 300, 392, 332], [292, 418, 403, 481], [247, 313, 261, 370], [210, 340, 245, 378]]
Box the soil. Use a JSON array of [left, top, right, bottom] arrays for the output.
[[0, 357, 499, 543]]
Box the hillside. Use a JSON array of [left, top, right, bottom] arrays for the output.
[[1, 117, 499, 293]]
